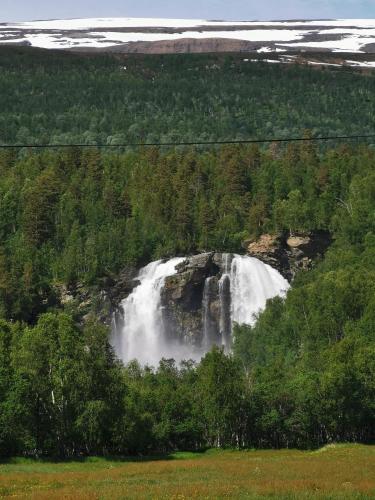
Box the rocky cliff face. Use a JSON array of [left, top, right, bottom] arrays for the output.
[[245, 230, 332, 281], [53, 265, 139, 327], [161, 253, 229, 346], [54, 232, 331, 335]]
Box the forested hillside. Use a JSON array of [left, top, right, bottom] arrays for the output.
[[0, 139, 374, 456], [0, 48, 374, 457], [0, 141, 370, 321], [2, 47, 375, 145]]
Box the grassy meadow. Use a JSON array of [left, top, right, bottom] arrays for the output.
[[0, 444, 374, 499]]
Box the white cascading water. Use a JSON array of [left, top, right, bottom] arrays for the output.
[[218, 253, 232, 350], [202, 276, 217, 349], [110, 257, 186, 366], [230, 255, 289, 326], [111, 254, 289, 366]]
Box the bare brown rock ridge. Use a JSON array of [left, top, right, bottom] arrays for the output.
[[245, 230, 332, 281], [91, 38, 273, 54]]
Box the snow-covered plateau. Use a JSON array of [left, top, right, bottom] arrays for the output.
[[2, 17, 375, 66]]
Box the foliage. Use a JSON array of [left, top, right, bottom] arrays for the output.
[[0, 140, 373, 455], [0, 142, 373, 321], [2, 48, 375, 145], [0, 49, 374, 456]]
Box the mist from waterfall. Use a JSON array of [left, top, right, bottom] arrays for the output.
[[111, 254, 289, 366]]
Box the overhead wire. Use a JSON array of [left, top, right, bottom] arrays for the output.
[[0, 133, 375, 149]]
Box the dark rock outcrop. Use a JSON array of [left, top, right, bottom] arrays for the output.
[[163, 253, 219, 310], [54, 265, 139, 326], [104, 266, 140, 307], [161, 253, 231, 346], [245, 231, 332, 281]]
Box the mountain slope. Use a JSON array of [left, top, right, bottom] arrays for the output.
[[2, 17, 375, 59]]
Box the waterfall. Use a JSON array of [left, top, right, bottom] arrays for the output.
[[230, 255, 289, 326], [111, 254, 289, 366], [219, 253, 232, 350], [110, 257, 186, 366], [202, 276, 218, 349]]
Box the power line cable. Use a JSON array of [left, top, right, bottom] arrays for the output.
[[0, 133, 375, 149]]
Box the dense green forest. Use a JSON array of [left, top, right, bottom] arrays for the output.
[[0, 140, 371, 321], [0, 49, 374, 457], [0, 140, 374, 456], [2, 47, 375, 145]]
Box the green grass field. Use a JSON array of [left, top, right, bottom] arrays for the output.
[[0, 444, 374, 499]]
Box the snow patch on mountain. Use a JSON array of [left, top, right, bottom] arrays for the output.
[[2, 17, 375, 57]]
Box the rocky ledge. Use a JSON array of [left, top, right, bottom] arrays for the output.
[[53, 265, 139, 327], [244, 230, 332, 281]]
